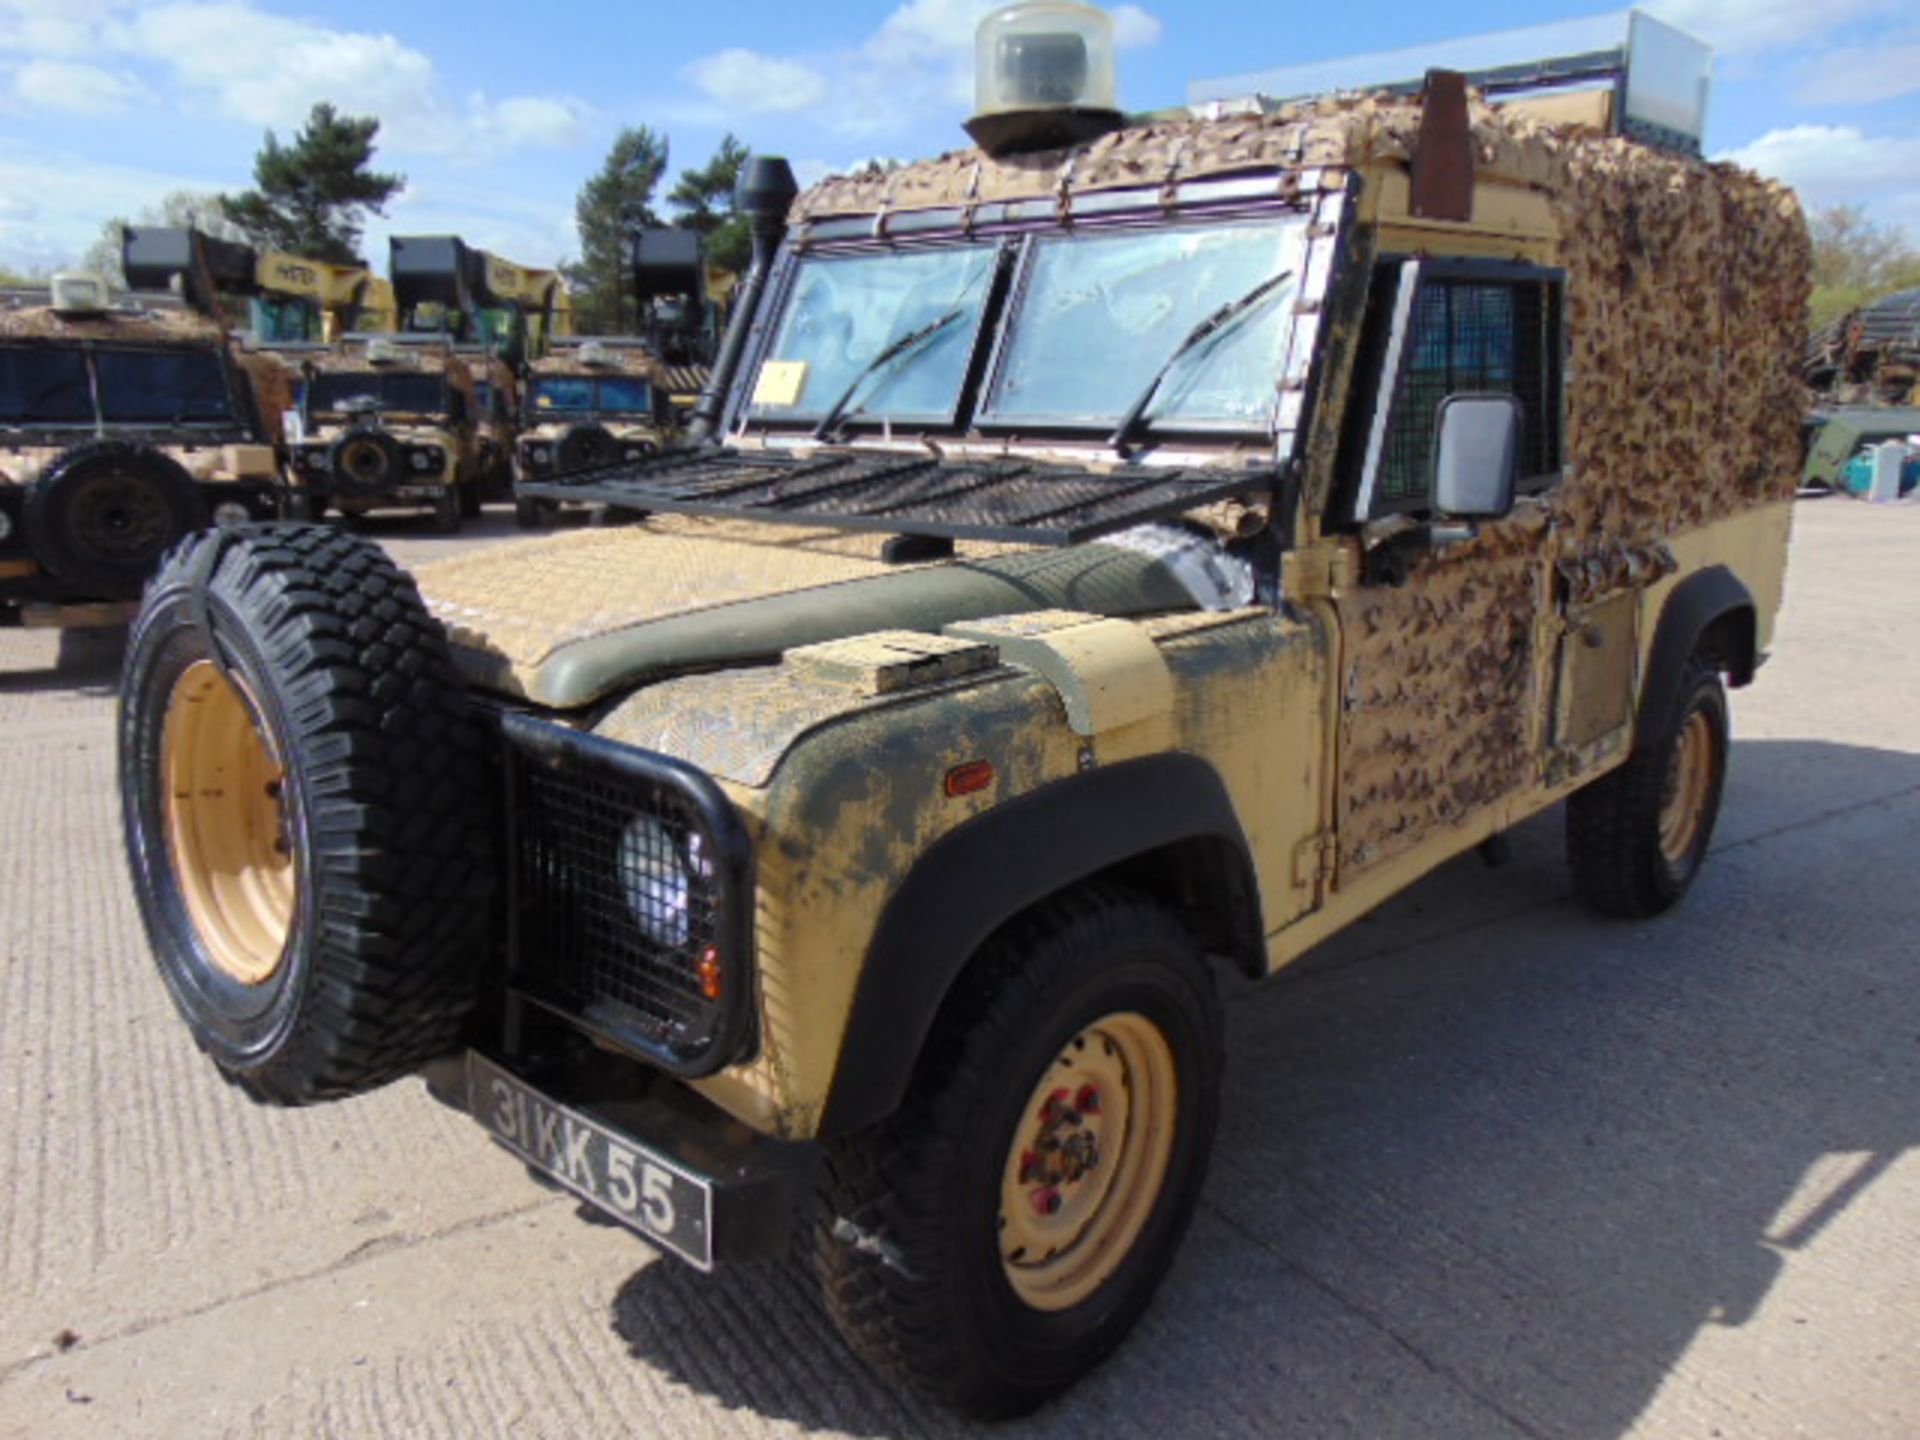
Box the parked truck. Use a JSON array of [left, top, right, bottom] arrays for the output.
[[117, 5, 1804, 1418]]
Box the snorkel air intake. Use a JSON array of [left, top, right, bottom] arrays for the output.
[[687, 155, 798, 443]]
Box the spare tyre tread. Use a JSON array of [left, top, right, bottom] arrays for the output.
[[122, 523, 492, 1104]]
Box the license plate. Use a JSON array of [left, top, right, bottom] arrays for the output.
[[467, 1053, 714, 1270]]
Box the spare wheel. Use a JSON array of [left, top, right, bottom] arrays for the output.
[[26, 440, 204, 597], [118, 523, 494, 1104]]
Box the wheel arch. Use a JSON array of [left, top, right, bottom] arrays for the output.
[[815, 753, 1263, 1140], [1638, 565, 1756, 746]]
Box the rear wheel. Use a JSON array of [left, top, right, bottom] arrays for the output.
[[119, 524, 493, 1103], [814, 887, 1221, 1419], [1567, 655, 1729, 917]]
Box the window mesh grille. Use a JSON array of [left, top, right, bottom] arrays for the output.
[[1379, 277, 1560, 506]]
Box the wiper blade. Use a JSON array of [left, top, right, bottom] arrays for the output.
[[811, 306, 967, 441], [1108, 268, 1294, 457]]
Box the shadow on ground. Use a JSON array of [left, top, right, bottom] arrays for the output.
[[610, 739, 1920, 1438], [0, 624, 125, 695]]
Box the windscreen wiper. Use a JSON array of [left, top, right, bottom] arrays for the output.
[[1108, 268, 1294, 457], [811, 306, 967, 441]]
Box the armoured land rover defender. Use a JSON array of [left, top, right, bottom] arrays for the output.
[[513, 337, 678, 527], [1, 272, 286, 625], [283, 334, 497, 530], [117, 6, 1805, 1419]]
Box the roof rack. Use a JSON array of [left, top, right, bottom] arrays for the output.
[[1190, 8, 1712, 155]]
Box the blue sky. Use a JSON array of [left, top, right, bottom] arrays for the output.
[[1, 0, 1916, 275]]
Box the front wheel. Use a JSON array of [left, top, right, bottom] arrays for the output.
[[813, 887, 1221, 1419], [1567, 655, 1729, 916], [432, 489, 462, 534]]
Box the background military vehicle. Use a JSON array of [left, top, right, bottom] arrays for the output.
[[1, 259, 285, 626], [281, 237, 540, 530], [123, 224, 398, 345], [513, 337, 677, 527], [117, 4, 1805, 1419]]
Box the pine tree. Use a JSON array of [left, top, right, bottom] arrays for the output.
[[569, 126, 670, 333], [668, 134, 751, 275], [220, 103, 403, 266]]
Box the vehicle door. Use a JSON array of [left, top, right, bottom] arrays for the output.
[[1328, 256, 1569, 880]]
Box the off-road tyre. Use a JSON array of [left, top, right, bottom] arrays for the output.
[[1567, 655, 1728, 917], [25, 441, 204, 596], [119, 523, 493, 1104], [557, 422, 618, 472], [458, 481, 483, 520], [512, 494, 551, 529], [282, 492, 328, 523], [813, 886, 1222, 1419]]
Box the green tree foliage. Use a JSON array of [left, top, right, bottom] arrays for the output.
[[669, 133, 751, 275], [84, 190, 247, 289], [1809, 204, 1920, 331], [219, 103, 403, 266], [569, 126, 670, 333]]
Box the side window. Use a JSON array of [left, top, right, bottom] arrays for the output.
[[1349, 263, 1564, 517]]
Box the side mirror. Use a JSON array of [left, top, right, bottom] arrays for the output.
[[1432, 393, 1521, 520]]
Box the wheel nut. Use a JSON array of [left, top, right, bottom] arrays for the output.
[[1075, 1084, 1101, 1115], [1032, 1188, 1062, 1216]]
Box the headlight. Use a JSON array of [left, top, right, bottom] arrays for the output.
[[529, 444, 551, 466], [624, 447, 643, 462], [617, 815, 709, 949], [211, 501, 252, 528], [409, 447, 441, 472]]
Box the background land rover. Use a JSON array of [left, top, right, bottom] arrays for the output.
[[513, 338, 676, 527], [1, 277, 285, 622], [283, 338, 490, 530], [117, 4, 1806, 1421]]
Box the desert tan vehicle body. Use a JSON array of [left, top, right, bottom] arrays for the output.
[[283, 337, 506, 529], [512, 338, 677, 525], [118, 11, 1805, 1419], [0, 288, 286, 621]]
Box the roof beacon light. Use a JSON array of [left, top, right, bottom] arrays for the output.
[[966, 2, 1122, 157]]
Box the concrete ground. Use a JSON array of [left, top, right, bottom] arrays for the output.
[[0, 499, 1914, 1439]]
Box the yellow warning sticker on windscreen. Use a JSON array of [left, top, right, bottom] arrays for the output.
[[752, 360, 808, 408]]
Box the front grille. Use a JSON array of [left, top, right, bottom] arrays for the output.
[[500, 712, 753, 1076]]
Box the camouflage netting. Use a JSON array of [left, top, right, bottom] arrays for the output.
[[793, 92, 1809, 545], [0, 303, 224, 343], [794, 94, 1809, 877]]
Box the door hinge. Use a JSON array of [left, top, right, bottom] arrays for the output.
[[1292, 830, 1338, 889]]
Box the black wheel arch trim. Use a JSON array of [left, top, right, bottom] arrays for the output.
[[817, 752, 1260, 1139], [1637, 565, 1755, 748]]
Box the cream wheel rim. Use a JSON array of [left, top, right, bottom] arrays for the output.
[[1659, 710, 1714, 864], [998, 1010, 1178, 1313], [162, 660, 297, 984]]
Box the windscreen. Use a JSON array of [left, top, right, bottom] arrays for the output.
[[307, 371, 447, 416], [985, 219, 1307, 429], [745, 244, 998, 424], [530, 374, 653, 414], [0, 345, 93, 425], [94, 348, 236, 425]]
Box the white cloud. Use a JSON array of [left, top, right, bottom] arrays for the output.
[[9, 57, 146, 114], [1643, 0, 1904, 55], [1720, 124, 1920, 233], [0, 1, 593, 162], [682, 0, 1164, 139], [684, 49, 827, 115], [0, 140, 218, 269], [1791, 40, 1920, 106]]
